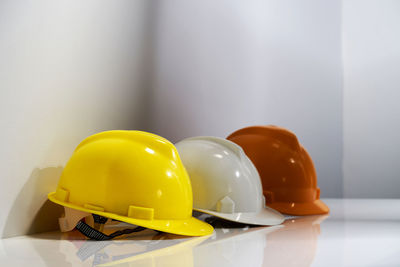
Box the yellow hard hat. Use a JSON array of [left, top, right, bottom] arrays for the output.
[[48, 130, 213, 237]]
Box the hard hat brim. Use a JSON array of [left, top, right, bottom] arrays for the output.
[[267, 199, 330, 216], [194, 205, 285, 226], [48, 192, 214, 237]]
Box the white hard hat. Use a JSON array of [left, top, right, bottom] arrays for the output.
[[175, 136, 284, 226]]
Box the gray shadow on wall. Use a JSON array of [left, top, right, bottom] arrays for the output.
[[2, 167, 64, 238]]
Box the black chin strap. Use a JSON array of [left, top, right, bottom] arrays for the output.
[[75, 214, 146, 240]]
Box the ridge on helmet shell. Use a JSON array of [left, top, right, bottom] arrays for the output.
[[75, 130, 179, 160], [227, 125, 301, 151]]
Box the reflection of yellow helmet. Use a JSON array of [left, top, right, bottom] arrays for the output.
[[48, 130, 213, 237], [98, 235, 209, 267]]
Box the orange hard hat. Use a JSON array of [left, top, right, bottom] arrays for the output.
[[227, 125, 329, 215]]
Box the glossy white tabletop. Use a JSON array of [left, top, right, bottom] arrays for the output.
[[1, 199, 399, 266]]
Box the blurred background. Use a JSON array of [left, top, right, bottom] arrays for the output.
[[0, 0, 399, 237]]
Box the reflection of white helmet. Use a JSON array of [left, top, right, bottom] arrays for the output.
[[193, 226, 280, 267], [175, 137, 284, 226]]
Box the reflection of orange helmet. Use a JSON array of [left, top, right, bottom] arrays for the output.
[[227, 125, 329, 215], [262, 215, 328, 267]]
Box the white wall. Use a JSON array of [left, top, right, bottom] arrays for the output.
[[150, 0, 343, 197], [0, 0, 152, 238], [342, 0, 400, 198]]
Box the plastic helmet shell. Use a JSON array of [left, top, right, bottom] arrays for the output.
[[227, 125, 329, 215], [48, 130, 213, 236], [175, 136, 284, 226]]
